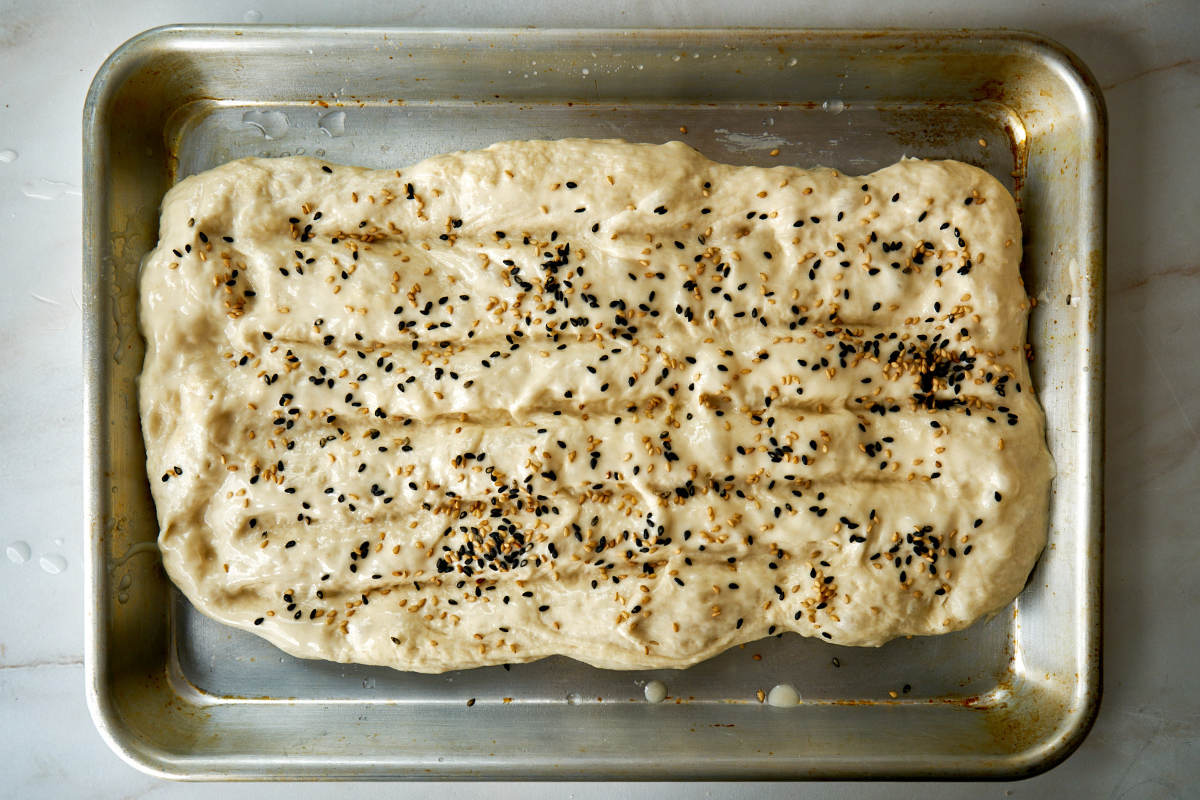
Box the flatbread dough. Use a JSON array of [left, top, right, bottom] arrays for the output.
[[139, 139, 1052, 672]]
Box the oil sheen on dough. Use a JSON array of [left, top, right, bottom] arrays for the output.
[[138, 139, 1053, 672]]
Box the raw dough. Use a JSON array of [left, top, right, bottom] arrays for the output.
[[139, 139, 1052, 672]]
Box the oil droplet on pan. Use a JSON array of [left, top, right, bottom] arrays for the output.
[[767, 684, 802, 707], [242, 110, 289, 140], [318, 110, 346, 138], [643, 680, 667, 703]]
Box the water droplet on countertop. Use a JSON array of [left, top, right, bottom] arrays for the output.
[[21, 179, 82, 200], [822, 99, 845, 115], [0, 149, 17, 163], [39, 553, 67, 574], [318, 110, 346, 138], [767, 684, 802, 707], [6, 541, 31, 563], [243, 9, 262, 22], [643, 680, 667, 703], [242, 110, 289, 140], [565, 691, 583, 705], [581, 68, 589, 76], [53, 538, 63, 547]]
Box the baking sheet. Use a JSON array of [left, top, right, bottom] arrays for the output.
[[84, 26, 1104, 779]]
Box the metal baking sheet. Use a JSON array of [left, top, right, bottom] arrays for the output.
[[83, 26, 1104, 780]]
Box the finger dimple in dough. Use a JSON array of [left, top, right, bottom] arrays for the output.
[[138, 139, 1052, 673]]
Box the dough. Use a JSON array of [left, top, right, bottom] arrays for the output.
[[139, 139, 1052, 672]]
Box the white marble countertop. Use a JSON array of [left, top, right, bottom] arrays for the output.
[[1, 0, 1196, 796]]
